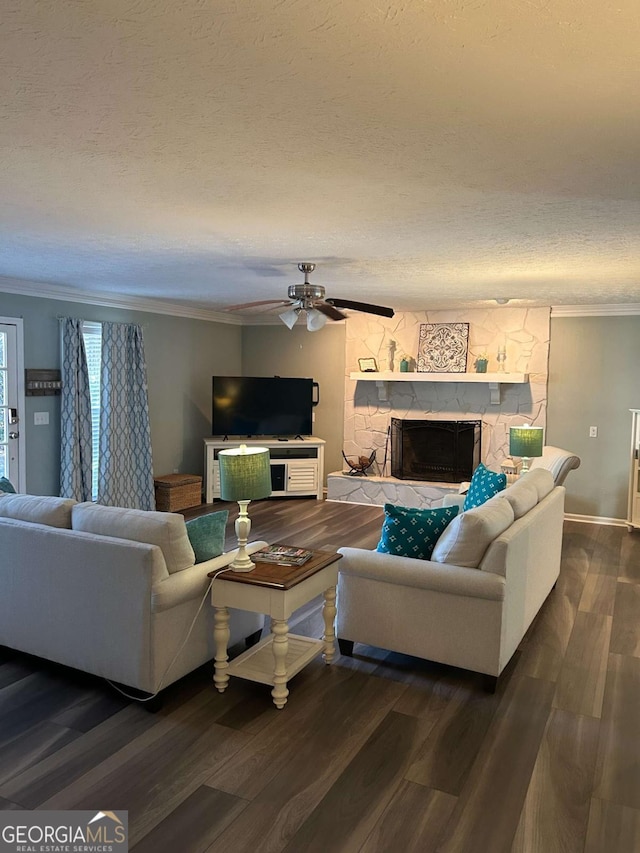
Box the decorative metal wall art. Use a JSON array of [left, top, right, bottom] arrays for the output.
[[417, 323, 469, 373]]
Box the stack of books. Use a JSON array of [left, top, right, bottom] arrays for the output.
[[252, 545, 313, 566]]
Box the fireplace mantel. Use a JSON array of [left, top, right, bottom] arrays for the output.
[[349, 370, 529, 404]]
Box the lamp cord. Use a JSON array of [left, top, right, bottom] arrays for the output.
[[106, 565, 233, 703]]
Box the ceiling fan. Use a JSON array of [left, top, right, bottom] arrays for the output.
[[226, 263, 395, 331]]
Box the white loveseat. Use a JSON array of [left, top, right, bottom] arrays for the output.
[[0, 494, 264, 695], [336, 468, 564, 687]]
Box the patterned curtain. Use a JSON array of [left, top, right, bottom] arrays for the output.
[[59, 317, 93, 501], [98, 322, 155, 510]]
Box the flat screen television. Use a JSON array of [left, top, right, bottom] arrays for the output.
[[212, 376, 315, 437]]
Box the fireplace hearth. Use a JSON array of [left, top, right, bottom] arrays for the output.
[[391, 418, 481, 483]]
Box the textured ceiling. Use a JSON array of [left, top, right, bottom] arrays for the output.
[[1, 0, 639, 314]]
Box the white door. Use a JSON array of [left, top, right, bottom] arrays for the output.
[[0, 322, 23, 490]]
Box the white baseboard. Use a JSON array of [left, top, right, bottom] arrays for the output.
[[564, 512, 628, 528]]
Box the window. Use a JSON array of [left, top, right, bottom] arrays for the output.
[[82, 322, 102, 501]]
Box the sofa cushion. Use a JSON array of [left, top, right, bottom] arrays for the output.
[[500, 478, 538, 519], [186, 510, 228, 563], [521, 468, 554, 501], [0, 494, 76, 528], [376, 503, 459, 561], [0, 477, 16, 494], [72, 502, 195, 574], [432, 496, 514, 568], [463, 463, 507, 510]]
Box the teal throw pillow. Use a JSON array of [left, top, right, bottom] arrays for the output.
[[0, 477, 16, 494], [185, 510, 228, 564], [376, 503, 459, 561], [463, 463, 507, 510]]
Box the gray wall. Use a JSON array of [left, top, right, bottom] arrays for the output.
[[3, 285, 638, 521], [242, 314, 640, 521], [241, 323, 346, 478], [547, 315, 640, 520], [0, 292, 242, 495]]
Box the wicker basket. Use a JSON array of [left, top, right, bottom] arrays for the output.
[[154, 474, 202, 512]]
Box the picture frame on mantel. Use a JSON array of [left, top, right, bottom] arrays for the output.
[[417, 323, 469, 373], [358, 357, 378, 372]]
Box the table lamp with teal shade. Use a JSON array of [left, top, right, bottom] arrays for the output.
[[218, 445, 272, 572], [509, 425, 544, 474]]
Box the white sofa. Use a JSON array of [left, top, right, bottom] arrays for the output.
[[0, 494, 265, 696], [336, 468, 564, 687], [529, 444, 581, 486]]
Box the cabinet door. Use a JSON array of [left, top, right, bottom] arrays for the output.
[[208, 461, 221, 500], [287, 460, 318, 493]]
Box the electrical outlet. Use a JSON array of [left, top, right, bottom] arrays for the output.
[[589, 426, 598, 438]]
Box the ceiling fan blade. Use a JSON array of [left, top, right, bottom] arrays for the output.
[[315, 301, 348, 321], [225, 299, 291, 311], [326, 298, 394, 318]]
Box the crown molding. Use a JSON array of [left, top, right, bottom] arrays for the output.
[[0, 277, 242, 325], [0, 276, 347, 327], [551, 304, 640, 317], [3, 277, 639, 322]]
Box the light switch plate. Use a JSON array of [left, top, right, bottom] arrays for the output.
[[34, 412, 50, 426]]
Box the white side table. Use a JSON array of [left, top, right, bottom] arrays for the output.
[[209, 550, 342, 709]]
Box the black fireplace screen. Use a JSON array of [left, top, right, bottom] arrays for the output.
[[391, 418, 481, 483]]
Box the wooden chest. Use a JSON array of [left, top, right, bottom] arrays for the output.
[[154, 474, 202, 512]]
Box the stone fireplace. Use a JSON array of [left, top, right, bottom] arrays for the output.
[[326, 307, 550, 509], [391, 418, 481, 483]]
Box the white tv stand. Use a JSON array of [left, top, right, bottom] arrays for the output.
[[204, 437, 325, 503]]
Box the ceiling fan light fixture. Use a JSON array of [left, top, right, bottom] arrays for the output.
[[495, 298, 510, 305], [230, 262, 394, 326], [306, 308, 328, 332], [279, 307, 300, 329]]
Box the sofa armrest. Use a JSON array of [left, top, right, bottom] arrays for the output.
[[152, 540, 269, 612], [337, 547, 505, 601]]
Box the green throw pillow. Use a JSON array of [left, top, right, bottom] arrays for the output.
[[185, 510, 228, 563], [0, 477, 16, 494], [376, 503, 459, 561], [463, 463, 507, 510]]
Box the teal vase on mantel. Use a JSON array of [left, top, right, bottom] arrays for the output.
[[475, 357, 488, 374]]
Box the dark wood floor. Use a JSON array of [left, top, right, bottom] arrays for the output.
[[1, 499, 640, 852]]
